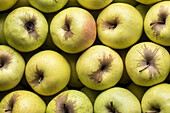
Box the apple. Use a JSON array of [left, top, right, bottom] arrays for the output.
[[136, 0, 162, 5], [94, 87, 141, 113], [11, 0, 30, 10], [0, 13, 8, 45], [141, 83, 170, 113], [28, 0, 68, 13], [136, 4, 152, 19], [0, 45, 25, 91], [125, 42, 170, 86], [97, 3, 143, 49], [76, 45, 123, 90], [46, 90, 93, 113], [80, 87, 100, 105], [50, 7, 96, 54], [113, 0, 138, 6], [0, 90, 46, 113], [77, 0, 113, 10], [25, 50, 71, 96], [0, 0, 18, 11], [144, 1, 170, 46], [61, 52, 84, 88], [4, 7, 48, 52], [127, 82, 148, 101]]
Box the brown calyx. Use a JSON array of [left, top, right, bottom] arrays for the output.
[[22, 16, 39, 40], [55, 94, 76, 113], [0, 51, 12, 70], [101, 17, 121, 30], [89, 53, 113, 83], [150, 6, 169, 37], [62, 15, 73, 40], [105, 101, 120, 113], [31, 65, 44, 86], [137, 44, 160, 79], [5, 94, 19, 113]]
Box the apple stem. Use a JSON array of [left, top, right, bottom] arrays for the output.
[[38, 76, 43, 84], [0, 64, 2, 67], [98, 71, 103, 83], [5, 109, 12, 112], [139, 65, 150, 72], [150, 20, 165, 26]]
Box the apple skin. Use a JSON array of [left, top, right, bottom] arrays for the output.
[[125, 42, 170, 86], [50, 7, 96, 54], [136, 0, 162, 5], [0, 0, 18, 11], [4, 7, 48, 52], [0, 13, 8, 45], [113, 0, 138, 6], [144, 1, 170, 46], [76, 45, 123, 90], [94, 87, 141, 113], [25, 50, 71, 96], [141, 83, 170, 113], [61, 52, 84, 88], [97, 3, 143, 49], [46, 90, 93, 113], [28, 0, 68, 13], [0, 45, 25, 91], [77, 0, 113, 10], [0, 90, 46, 113]]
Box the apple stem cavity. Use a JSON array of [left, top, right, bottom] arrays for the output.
[[101, 17, 121, 30], [5, 94, 19, 113], [105, 101, 120, 113], [0, 51, 12, 69]]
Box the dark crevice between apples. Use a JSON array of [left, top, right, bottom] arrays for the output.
[[62, 15, 73, 40], [0, 51, 12, 70], [22, 16, 39, 40], [55, 94, 76, 113], [89, 53, 113, 83], [145, 106, 161, 113], [137, 44, 160, 79], [101, 17, 121, 30], [105, 101, 120, 113], [150, 6, 169, 37], [5, 94, 19, 113], [31, 65, 44, 86]]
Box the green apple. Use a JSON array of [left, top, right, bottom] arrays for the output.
[[97, 3, 143, 49], [80, 87, 100, 105], [11, 0, 30, 10], [76, 45, 123, 90], [77, 0, 113, 10], [116, 48, 131, 85], [113, 0, 138, 6], [94, 87, 141, 113], [0, 0, 18, 11], [141, 83, 170, 113], [0, 90, 46, 113], [136, 0, 162, 5], [25, 50, 71, 96], [65, 0, 81, 7], [46, 90, 93, 113], [0, 45, 25, 91], [4, 7, 48, 52], [61, 52, 84, 88], [136, 4, 152, 19], [0, 13, 8, 45], [28, 0, 68, 13], [125, 42, 170, 86], [127, 83, 148, 101], [144, 1, 170, 46], [50, 7, 96, 54]]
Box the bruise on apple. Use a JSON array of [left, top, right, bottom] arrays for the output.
[[137, 44, 160, 79], [4, 93, 19, 112], [0, 51, 12, 70], [89, 53, 113, 83], [31, 65, 44, 86], [101, 17, 121, 30], [55, 94, 76, 113], [105, 101, 120, 113], [22, 16, 39, 40], [62, 15, 73, 40], [150, 6, 169, 37]]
